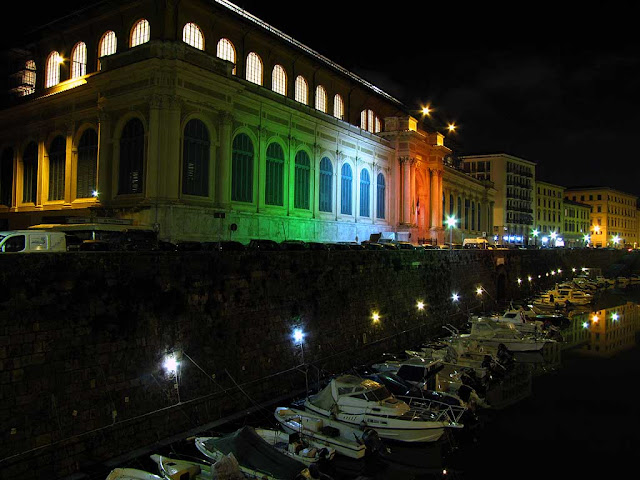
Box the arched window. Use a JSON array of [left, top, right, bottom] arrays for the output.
[[77, 129, 98, 199], [295, 76, 308, 104], [231, 133, 253, 202], [265, 143, 284, 206], [216, 38, 236, 74], [22, 142, 38, 203], [319, 157, 332, 212], [272, 65, 287, 96], [118, 118, 145, 195], [245, 52, 263, 85], [315, 85, 327, 113], [449, 193, 454, 217], [182, 23, 204, 50], [333, 94, 344, 120], [359, 168, 370, 217], [71, 42, 87, 79], [130, 19, 150, 47], [98, 31, 117, 70], [18, 60, 35, 96], [182, 119, 210, 197], [340, 163, 352, 215], [48, 136, 66, 201], [376, 173, 385, 219], [0, 148, 13, 206], [294, 150, 310, 209], [360, 109, 381, 133], [45, 51, 61, 88]]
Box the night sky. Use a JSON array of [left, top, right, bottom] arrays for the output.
[[4, 1, 639, 198]]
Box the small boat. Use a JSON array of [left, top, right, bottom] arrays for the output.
[[195, 426, 311, 480], [150, 454, 225, 480], [254, 427, 335, 465], [303, 375, 463, 443], [106, 468, 162, 480], [274, 407, 382, 459]]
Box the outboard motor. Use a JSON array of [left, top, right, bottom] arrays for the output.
[[361, 428, 387, 456]]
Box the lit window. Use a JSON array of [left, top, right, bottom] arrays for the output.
[[98, 31, 117, 70], [77, 129, 98, 199], [315, 85, 327, 113], [295, 76, 308, 105], [231, 134, 253, 202], [48, 136, 66, 201], [360, 109, 381, 133], [319, 157, 333, 212], [245, 52, 263, 85], [376, 173, 385, 219], [294, 151, 311, 209], [22, 142, 38, 203], [130, 19, 150, 47], [216, 38, 236, 74], [333, 94, 344, 120], [19, 60, 36, 96], [182, 23, 204, 50], [71, 42, 87, 79], [45, 51, 61, 88], [182, 119, 210, 196], [118, 118, 145, 195], [359, 168, 370, 217], [340, 163, 352, 215], [265, 143, 284, 206], [272, 65, 287, 96]]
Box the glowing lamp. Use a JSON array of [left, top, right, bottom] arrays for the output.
[[293, 328, 304, 344], [592, 315, 599, 323], [417, 301, 425, 310], [372, 312, 380, 323], [476, 287, 483, 296], [451, 293, 459, 302], [163, 354, 178, 374], [582, 322, 589, 329], [612, 313, 619, 321]]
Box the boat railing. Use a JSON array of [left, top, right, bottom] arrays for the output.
[[395, 396, 467, 425]]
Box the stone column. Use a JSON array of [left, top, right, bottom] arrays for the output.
[[430, 168, 439, 229], [146, 95, 161, 200], [65, 123, 74, 205], [217, 112, 233, 208], [402, 157, 411, 224], [97, 106, 112, 202], [410, 159, 416, 225]]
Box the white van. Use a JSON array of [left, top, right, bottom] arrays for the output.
[[462, 238, 490, 249], [0, 230, 67, 253]]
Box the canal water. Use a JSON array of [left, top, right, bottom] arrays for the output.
[[107, 286, 640, 480]]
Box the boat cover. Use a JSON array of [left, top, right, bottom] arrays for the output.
[[202, 426, 305, 479]]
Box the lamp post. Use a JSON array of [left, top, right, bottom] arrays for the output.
[[612, 235, 620, 248], [532, 229, 539, 248], [446, 216, 457, 250], [550, 231, 557, 248]]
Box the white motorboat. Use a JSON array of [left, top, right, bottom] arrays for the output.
[[303, 375, 463, 443], [533, 284, 593, 307], [195, 426, 311, 480], [274, 407, 378, 459], [455, 317, 552, 352], [254, 427, 335, 466], [106, 468, 162, 480]]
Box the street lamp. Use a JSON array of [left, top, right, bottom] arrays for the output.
[[550, 231, 557, 247], [446, 216, 457, 249], [532, 229, 539, 248], [583, 234, 590, 247], [612, 235, 620, 248]]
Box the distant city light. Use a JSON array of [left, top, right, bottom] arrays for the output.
[[447, 123, 456, 132]]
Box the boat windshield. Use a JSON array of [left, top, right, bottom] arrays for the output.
[[365, 386, 393, 401]]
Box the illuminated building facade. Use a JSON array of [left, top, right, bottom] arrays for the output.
[[574, 302, 640, 357], [461, 153, 534, 245], [564, 187, 638, 248], [535, 180, 565, 247], [0, 0, 489, 245], [562, 199, 591, 248]]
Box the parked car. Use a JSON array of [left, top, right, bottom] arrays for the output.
[[79, 239, 112, 251], [175, 241, 203, 251], [381, 242, 398, 250], [306, 242, 329, 251], [202, 241, 246, 252], [396, 241, 417, 250], [279, 240, 308, 250], [325, 242, 350, 251], [248, 239, 281, 251], [363, 242, 385, 250]]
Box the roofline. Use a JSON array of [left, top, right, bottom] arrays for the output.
[[564, 186, 639, 198], [214, 0, 405, 108], [459, 153, 537, 166], [536, 180, 565, 189]]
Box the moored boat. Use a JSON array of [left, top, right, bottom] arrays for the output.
[[303, 375, 463, 443], [106, 468, 163, 480], [254, 427, 335, 466], [195, 426, 311, 480]]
